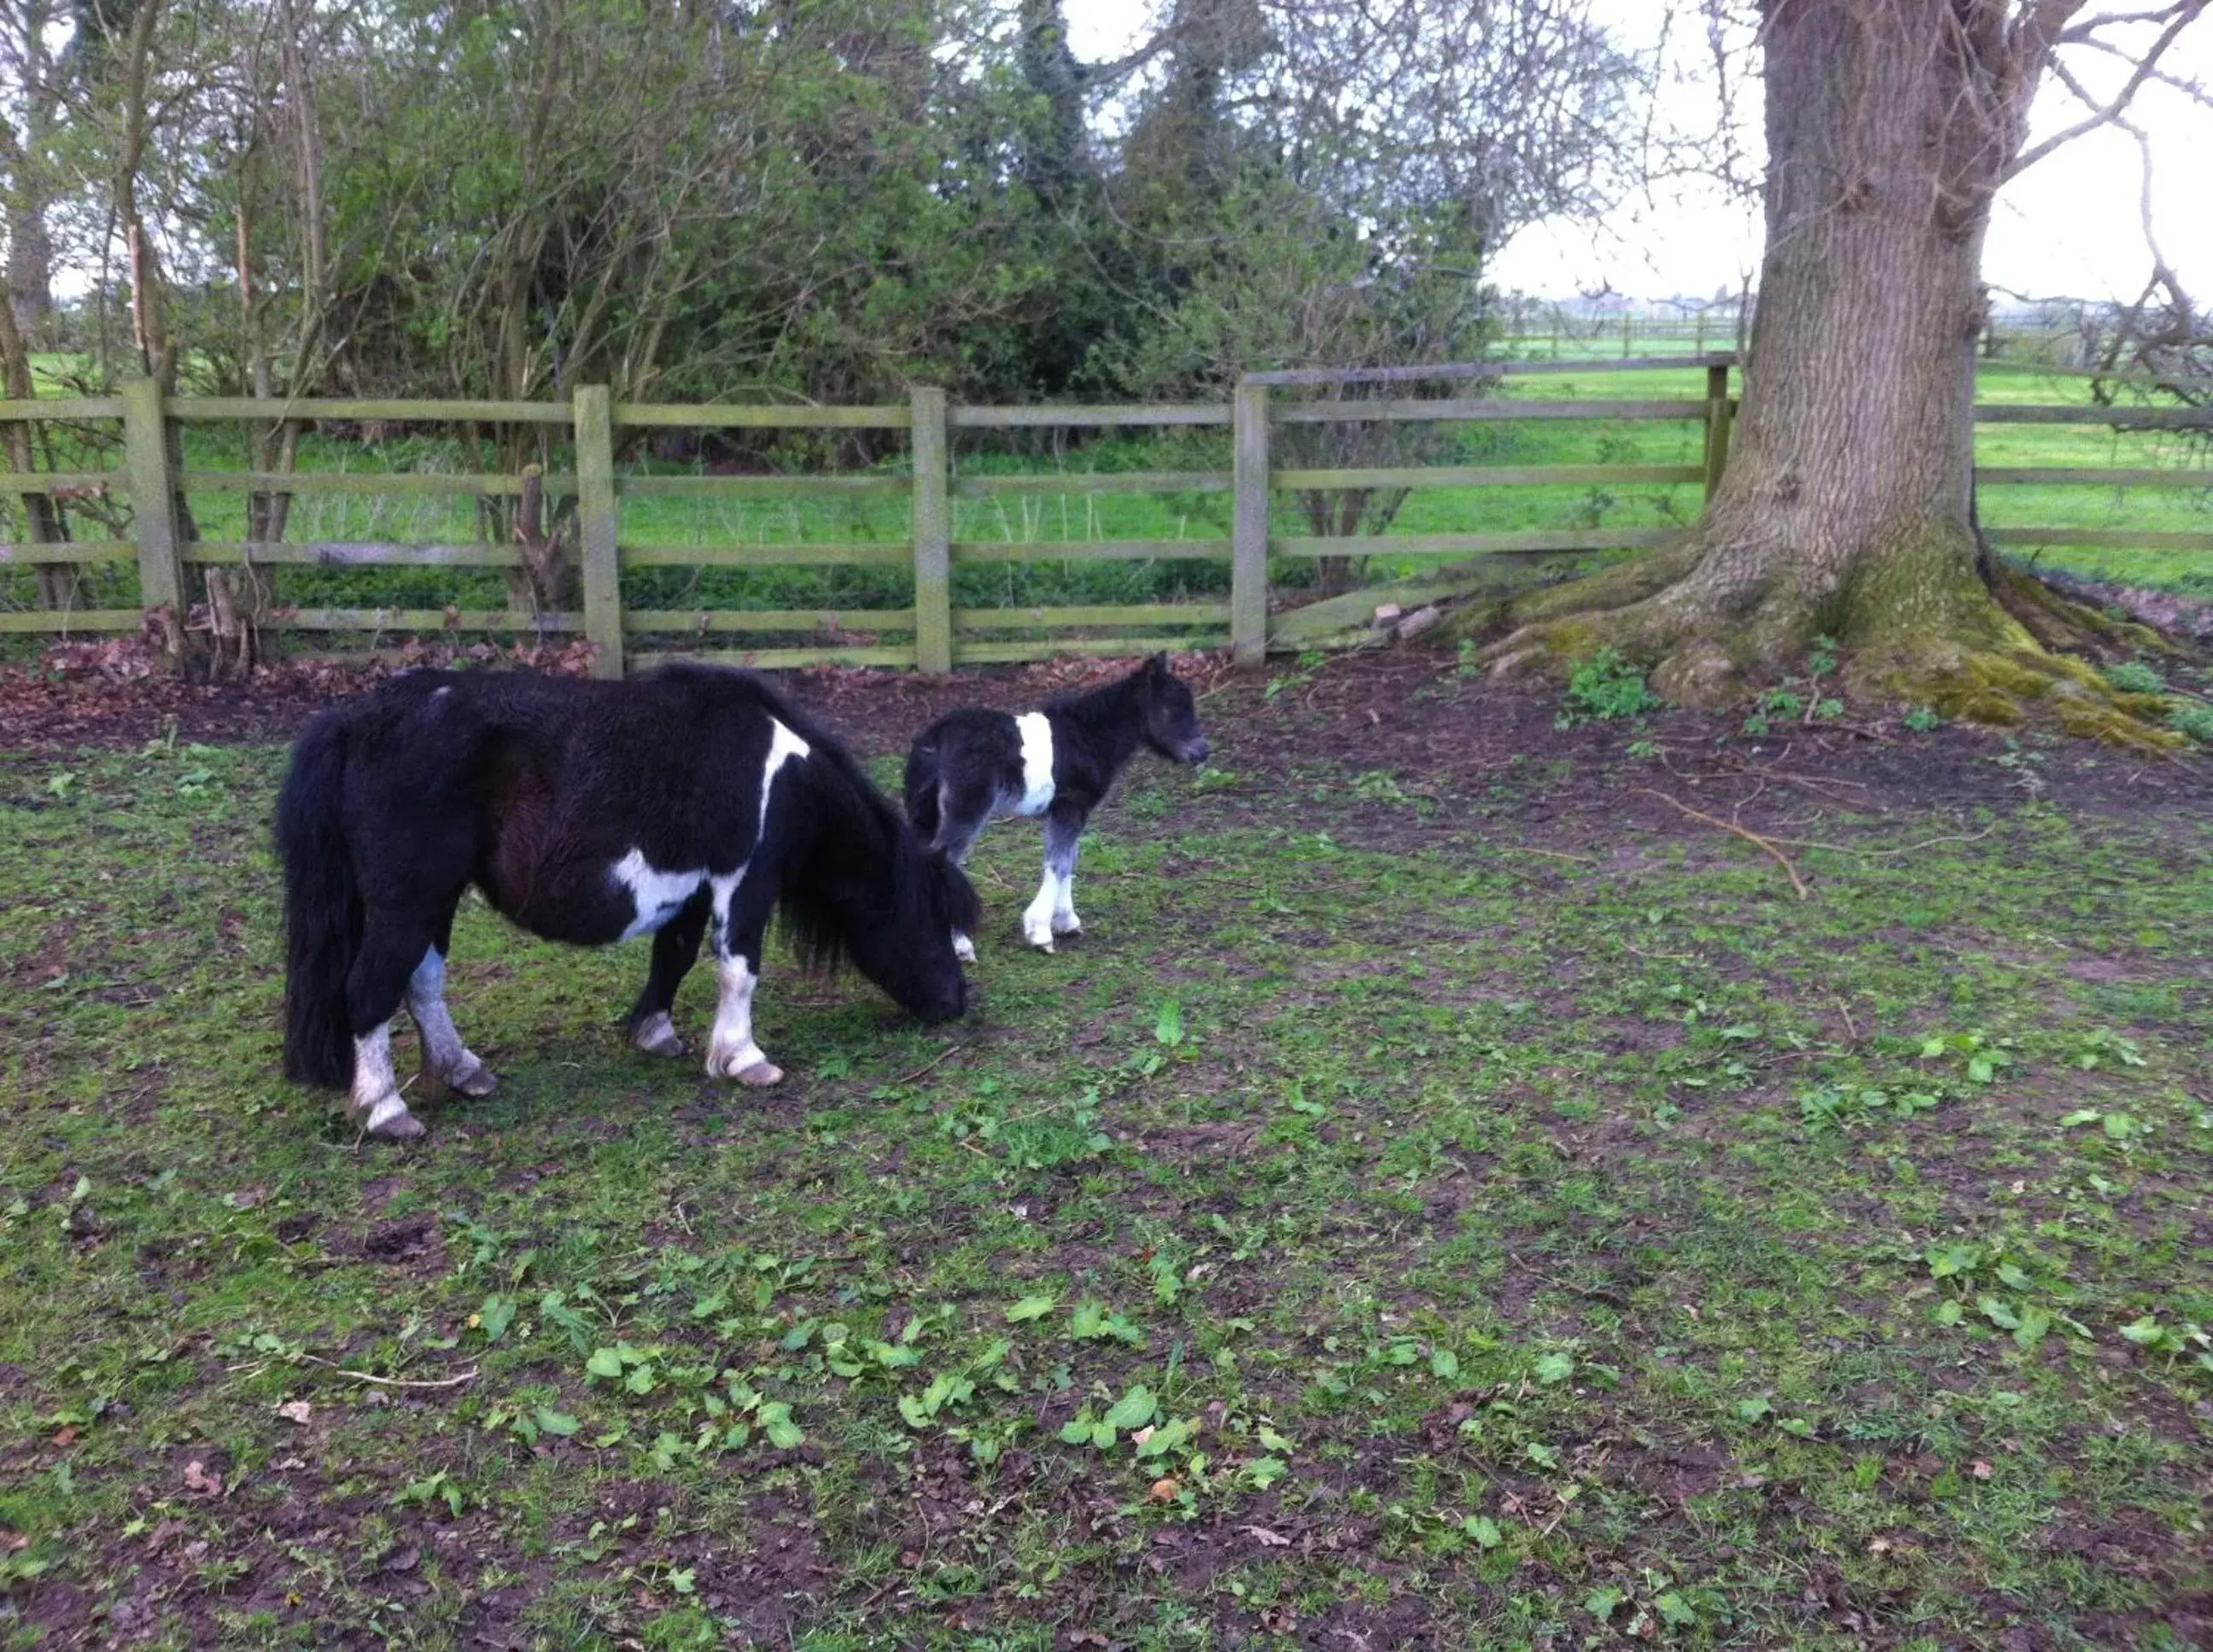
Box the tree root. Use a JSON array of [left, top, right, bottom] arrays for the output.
[[1443, 540, 2183, 745]]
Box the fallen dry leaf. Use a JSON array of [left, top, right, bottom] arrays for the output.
[[277, 1401, 312, 1426], [51, 1426, 77, 1447], [1971, 1460, 1994, 1480], [183, 1460, 223, 1497], [1241, 1525, 1291, 1547], [1147, 1477, 1180, 1503]]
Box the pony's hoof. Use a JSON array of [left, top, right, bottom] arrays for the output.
[[421, 1057, 497, 1101], [356, 1100, 423, 1141], [1052, 914, 1083, 936], [632, 1014, 686, 1058], [707, 1042, 780, 1084], [1029, 937, 1056, 954]]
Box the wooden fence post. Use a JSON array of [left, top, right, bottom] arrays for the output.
[[122, 377, 186, 663], [573, 384, 623, 680], [1702, 363, 1734, 508], [910, 385, 952, 674], [1230, 379, 1270, 668]]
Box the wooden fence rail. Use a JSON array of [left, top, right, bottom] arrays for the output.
[[0, 356, 2208, 673]]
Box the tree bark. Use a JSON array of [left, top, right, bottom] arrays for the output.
[[1472, 0, 2177, 738]]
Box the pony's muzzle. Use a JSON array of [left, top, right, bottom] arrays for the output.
[[1183, 737, 1212, 765]]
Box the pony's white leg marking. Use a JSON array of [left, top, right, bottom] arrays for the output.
[[704, 955, 782, 1085], [1013, 713, 1056, 815], [1022, 867, 1060, 951], [348, 1023, 423, 1141], [406, 949, 496, 1098], [631, 1009, 684, 1058], [953, 932, 977, 963], [1042, 815, 1083, 940]]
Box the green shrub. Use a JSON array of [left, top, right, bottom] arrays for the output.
[[1559, 648, 1661, 725]]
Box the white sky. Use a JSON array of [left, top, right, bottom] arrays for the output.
[[1066, 1, 2213, 307]]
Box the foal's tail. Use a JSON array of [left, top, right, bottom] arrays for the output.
[[902, 737, 943, 843], [276, 712, 360, 1089]]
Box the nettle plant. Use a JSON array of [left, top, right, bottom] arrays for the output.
[[1556, 648, 1662, 728], [1743, 635, 1845, 736]]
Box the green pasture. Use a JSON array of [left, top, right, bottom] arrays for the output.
[[1, 669, 2209, 1647]]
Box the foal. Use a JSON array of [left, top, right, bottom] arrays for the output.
[[903, 653, 1209, 954], [277, 664, 977, 1140]]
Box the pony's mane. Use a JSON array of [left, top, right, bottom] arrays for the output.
[[1042, 662, 1146, 722], [649, 664, 928, 975]]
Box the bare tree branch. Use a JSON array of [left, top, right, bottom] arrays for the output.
[[2006, 0, 2208, 178]]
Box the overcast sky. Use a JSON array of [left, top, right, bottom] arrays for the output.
[[1065, 1, 2213, 307]]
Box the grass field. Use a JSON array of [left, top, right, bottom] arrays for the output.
[[2, 658, 2209, 1649], [2, 361, 2206, 642]]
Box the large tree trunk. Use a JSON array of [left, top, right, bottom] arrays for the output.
[[1473, 0, 2171, 738]]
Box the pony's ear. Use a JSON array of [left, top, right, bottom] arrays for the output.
[[1147, 651, 1170, 676]]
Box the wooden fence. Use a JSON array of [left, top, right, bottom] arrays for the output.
[[1, 355, 2209, 676]]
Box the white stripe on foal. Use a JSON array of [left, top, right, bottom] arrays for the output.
[[704, 956, 782, 1085], [1013, 713, 1055, 815], [348, 1023, 422, 1140], [407, 949, 495, 1097]]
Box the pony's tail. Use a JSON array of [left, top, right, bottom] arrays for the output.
[[276, 712, 361, 1088], [902, 737, 942, 842]]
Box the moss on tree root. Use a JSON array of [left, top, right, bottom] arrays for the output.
[[1446, 538, 2182, 747]]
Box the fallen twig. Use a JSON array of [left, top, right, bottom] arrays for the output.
[[1504, 846, 1598, 865], [1636, 789, 1808, 900], [295, 1354, 478, 1390], [896, 1043, 962, 1086]]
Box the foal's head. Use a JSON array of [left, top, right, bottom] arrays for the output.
[[1137, 653, 1210, 766]]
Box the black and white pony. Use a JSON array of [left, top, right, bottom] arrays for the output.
[[277, 663, 978, 1141], [902, 653, 1209, 954]]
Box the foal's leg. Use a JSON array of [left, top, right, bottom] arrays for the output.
[[933, 781, 996, 962], [704, 871, 785, 1085], [1022, 803, 1087, 952], [406, 908, 498, 1101], [627, 891, 709, 1058]]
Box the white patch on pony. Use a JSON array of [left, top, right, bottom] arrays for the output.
[[705, 955, 782, 1084], [611, 849, 705, 941], [761, 718, 811, 833], [407, 949, 494, 1095], [1013, 713, 1055, 816], [709, 867, 745, 935], [349, 1023, 420, 1138], [953, 932, 977, 963], [1051, 873, 1081, 936]]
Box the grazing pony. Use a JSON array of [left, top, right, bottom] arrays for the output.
[[903, 653, 1209, 954], [277, 663, 978, 1141]]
